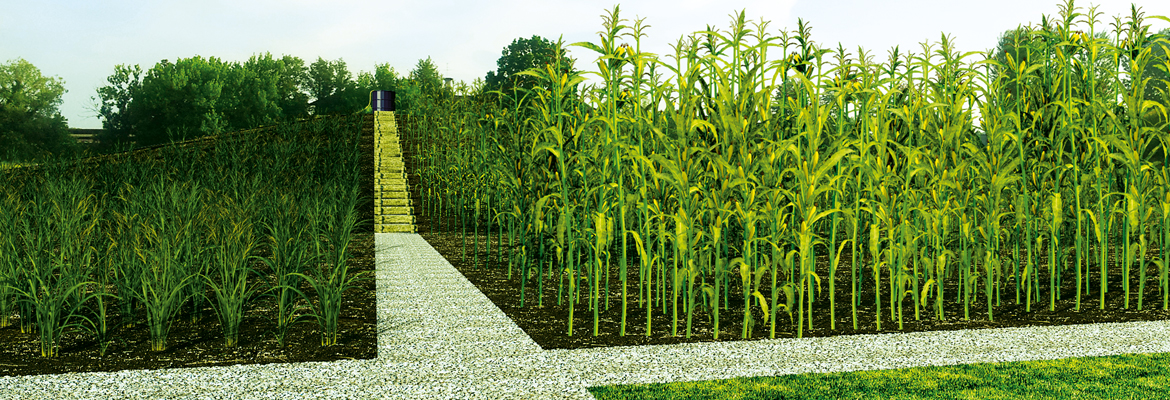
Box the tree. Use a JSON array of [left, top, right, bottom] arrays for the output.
[[90, 54, 416, 151], [372, 63, 402, 92], [351, 62, 402, 112], [94, 54, 315, 152], [93, 63, 143, 152], [354, 63, 402, 112], [1128, 28, 1170, 128], [986, 24, 1122, 151], [397, 57, 446, 114], [305, 57, 361, 116], [224, 52, 310, 127], [131, 56, 236, 146], [0, 58, 79, 163], [411, 56, 445, 98], [484, 35, 575, 97], [269, 54, 312, 121]]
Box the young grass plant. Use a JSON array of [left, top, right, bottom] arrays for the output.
[[202, 190, 264, 348], [0, 112, 371, 358], [255, 189, 320, 347], [128, 179, 202, 352], [7, 171, 104, 357], [292, 183, 372, 347], [0, 192, 26, 330]]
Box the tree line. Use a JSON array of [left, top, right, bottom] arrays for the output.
[[1, 35, 577, 165], [10, 25, 1157, 166], [0, 53, 449, 164]]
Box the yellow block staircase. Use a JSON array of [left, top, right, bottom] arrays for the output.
[[373, 111, 415, 233]]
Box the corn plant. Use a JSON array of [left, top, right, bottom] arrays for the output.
[[405, 2, 1170, 342]]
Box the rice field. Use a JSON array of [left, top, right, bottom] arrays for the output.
[[0, 114, 376, 373]]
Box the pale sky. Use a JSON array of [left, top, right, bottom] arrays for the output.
[[3, 0, 1168, 129]]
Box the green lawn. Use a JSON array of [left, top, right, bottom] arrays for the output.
[[590, 351, 1170, 399]]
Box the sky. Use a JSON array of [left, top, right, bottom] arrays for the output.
[[3, 0, 1169, 129]]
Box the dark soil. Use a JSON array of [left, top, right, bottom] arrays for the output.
[[418, 216, 1170, 350], [0, 114, 379, 377], [396, 115, 1170, 351], [0, 232, 378, 377]]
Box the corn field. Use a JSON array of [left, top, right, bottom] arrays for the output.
[[406, 1, 1170, 340]]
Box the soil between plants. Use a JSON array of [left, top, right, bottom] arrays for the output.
[[414, 201, 1170, 350], [2, 114, 379, 378], [0, 232, 377, 377], [394, 116, 1170, 352]]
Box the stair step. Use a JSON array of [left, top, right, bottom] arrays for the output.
[[377, 178, 408, 186], [377, 205, 413, 215], [376, 223, 415, 233], [377, 190, 411, 199], [371, 110, 414, 231], [377, 215, 414, 224], [379, 183, 408, 192], [377, 198, 411, 207]]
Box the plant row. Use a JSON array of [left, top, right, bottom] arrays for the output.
[[404, 1, 1170, 340], [0, 115, 372, 358]]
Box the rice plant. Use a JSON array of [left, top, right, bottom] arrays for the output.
[[0, 113, 371, 356]]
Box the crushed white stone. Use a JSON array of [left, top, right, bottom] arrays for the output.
[[2, 233, 1168, 399]]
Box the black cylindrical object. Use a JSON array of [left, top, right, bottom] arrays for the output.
[[371, 90, 396, 112]]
